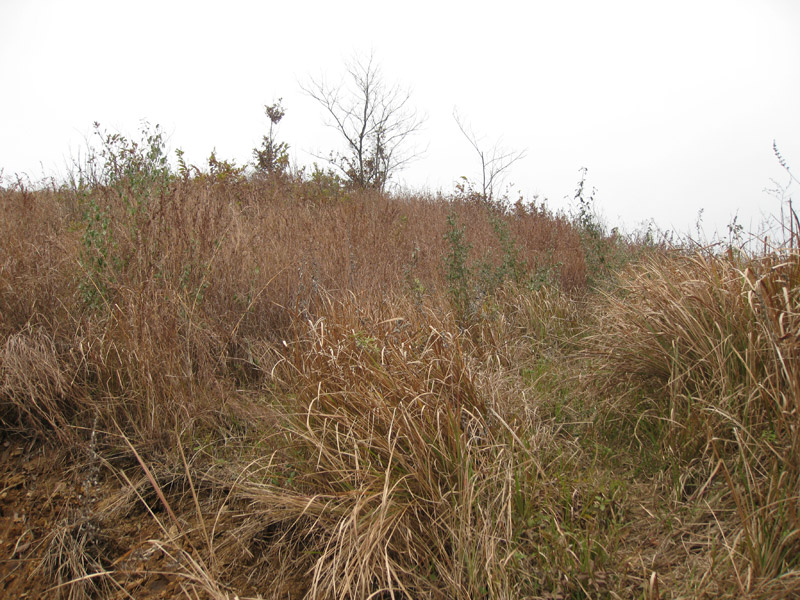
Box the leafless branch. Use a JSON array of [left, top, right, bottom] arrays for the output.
[[301, 52, 426, 191], [454, 108, 527, 202]]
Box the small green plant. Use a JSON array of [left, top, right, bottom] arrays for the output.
[[206, 149, 246, 184], [300, 163, 346, 201], [79, 195, 115, 307], [444, 213, 472, 322], [445, 210, 535, 322], [91, 120, 171, 204], [527, 253, 562, 291], [76, 121, 172, 308], [403, 244, 426, 308], [571, 167, 627, 287], [253, 99, 290, 176], [490, 213, 525, 284], [175, 148, 194, 181]]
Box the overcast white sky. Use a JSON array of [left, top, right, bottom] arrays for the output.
[[1, 0, 799, 238]]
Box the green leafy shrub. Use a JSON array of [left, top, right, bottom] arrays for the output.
[[253, 99, 290, 177]]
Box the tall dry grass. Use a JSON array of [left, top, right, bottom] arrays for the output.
[[0, 171, 620, 599], [5, 166, 797, 599], [163, 290, 620, 599], [0, 176, 586, 448], [583, 246, 800, 596]]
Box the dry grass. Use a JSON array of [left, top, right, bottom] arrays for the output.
[[583, 247, 800, 597], [1, 171, 797, 599], [0, 177, 585, 445]]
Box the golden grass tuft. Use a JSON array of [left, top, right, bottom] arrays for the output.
[[583, 247, 800, 595]]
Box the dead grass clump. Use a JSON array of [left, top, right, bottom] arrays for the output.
[[182, 291, 632, 599], [211, 295, 505, 597], [39, 513, 113, 600], [583, 248, 800, 594], [0, 325, 74, 441]]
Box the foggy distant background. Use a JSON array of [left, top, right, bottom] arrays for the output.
[[2, 0, 799, 238]]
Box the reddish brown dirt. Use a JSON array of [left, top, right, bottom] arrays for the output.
[[0, 436, 200, 599]]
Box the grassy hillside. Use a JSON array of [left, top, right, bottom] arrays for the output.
[[1, 150, 798, 598]]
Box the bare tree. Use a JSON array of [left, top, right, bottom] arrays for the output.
[[454, 109, 527, 202], [301, 53, 426, 191]]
